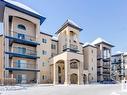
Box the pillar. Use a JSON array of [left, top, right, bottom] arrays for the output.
[[64, 60, 70, 85], [53, 63, 58, 85], [78, 61, 83, 85]]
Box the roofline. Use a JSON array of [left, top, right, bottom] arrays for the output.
[[83, 44, 96, 48], [40, 32, 52, 37], [80, 42, 84, 45], [112, 53, 123, 57], [1, 0, 46, 25], [55, 23, 83, 34], [95, 41, 114, 47]]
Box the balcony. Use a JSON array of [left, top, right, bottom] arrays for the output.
[[5, 62, 39, 72], [5, 31, 40, 46], [63, 44, 78, 52], [112, 60, 122, 64], [5, 47, 39, 59], [103, 64, 110, 69], [97, 55, 110, 62], [97, 71, 102, 76], [103, 71, 110, 74]]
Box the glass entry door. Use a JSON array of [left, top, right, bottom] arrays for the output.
[[16, 74, 27, 84]]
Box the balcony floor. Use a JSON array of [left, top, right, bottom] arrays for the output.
[[5, 52, 39, 59], [5, 67, 40, 72], [6, 36, 40, 46]]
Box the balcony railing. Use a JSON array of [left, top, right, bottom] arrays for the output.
[[12, 47, 37, 57], [11, 31, 36, 42], [10, 62, 37, 69], [5, 31, 39, 46], [63, 44, 78, 51]]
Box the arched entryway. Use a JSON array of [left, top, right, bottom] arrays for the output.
[[70, 73, 78, 84], [56, 60, 65, 84], [83, 74, 87, 84]]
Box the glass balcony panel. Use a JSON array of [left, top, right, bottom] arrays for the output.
[[12, 47, 37, 57], [10, 62, 37, 70], [12, 32, 36, 42]]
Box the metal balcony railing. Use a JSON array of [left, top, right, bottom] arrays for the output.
[[12, 47, 37, 57], [63, 44, 78, 51], [9, 62, 37, 70], [11, 31, 36, 42]]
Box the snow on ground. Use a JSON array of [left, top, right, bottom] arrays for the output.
[[0, 84, 127, 95]]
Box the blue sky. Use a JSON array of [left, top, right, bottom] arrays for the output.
[[1, 0, 127, 54]]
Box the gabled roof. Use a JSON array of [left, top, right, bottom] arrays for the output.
[[0, 0, 46, 24], [91, 37, 114, 47], [83, 42, 96, 48], [56, 19, 83, 34]]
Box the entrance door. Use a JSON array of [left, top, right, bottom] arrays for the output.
[[16, 74, 27, 84], [70, 73, 78, 84], [21, 74, 27, 84]]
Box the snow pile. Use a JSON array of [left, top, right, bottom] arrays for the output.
[[52, 36, 58, 41], [91, 37, 112, 45], [0, 86, 26, 92], [83, 42, 95, 47], [0, 84, 126, 95]]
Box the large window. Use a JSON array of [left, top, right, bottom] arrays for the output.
[[70, 62, 78, 69], [70, 59, 79, 69], [17, 24, 26, 30], [42, 38, 47, 43], [51, 44, 56, 49], [42, 50, 47, 55]]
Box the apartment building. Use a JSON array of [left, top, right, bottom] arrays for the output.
[[0, 0, 45, 84], [111, 52, 127, 82], [0, 0, 114, 85], [91, 38, 114, 82]]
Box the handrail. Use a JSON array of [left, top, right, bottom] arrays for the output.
[[12, 47, 37, 56], [9, 62, 37, 69], [10, 31, 36, 42]]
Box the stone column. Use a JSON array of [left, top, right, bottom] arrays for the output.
[[64, 60, 70, 85], [78, 61, 83, 85], [53, 63, 58, 85]]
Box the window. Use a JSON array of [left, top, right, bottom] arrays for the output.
[[17, 24, 26, 30], [51, 44, 56, 49], [15, 33, 25, 40], [91, 50, 93, 53], [17, 47, 26, 54], [92, 67, 93, 70], [42, 62, 45, 66], [42, 50, 47, 55], [42, 75, 47, 80], [42, 38, 47, 43], [42, 75, 45, 80], [42, 62, 48, 67], [70, 62, 78, 69]]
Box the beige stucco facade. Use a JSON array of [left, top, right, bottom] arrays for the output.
[[0, 0, 115, 85], [83, 45, 97, 83]]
